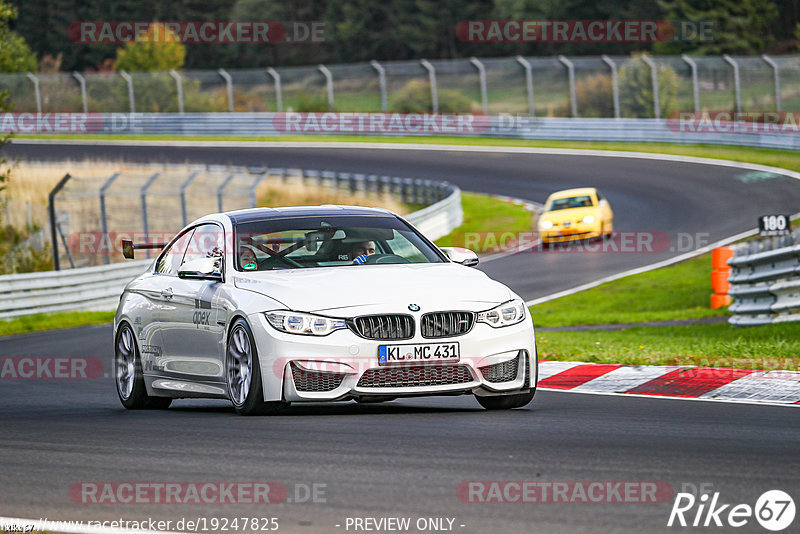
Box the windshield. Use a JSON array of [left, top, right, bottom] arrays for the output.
[[233, 214, 445, 271], [546, 195, 595, 211]]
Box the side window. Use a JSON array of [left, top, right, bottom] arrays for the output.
[[156, 229, 194, 275], [182, 224, 224, 267]]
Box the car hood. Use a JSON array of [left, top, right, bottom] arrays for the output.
[[541, 206, 598, 224], [232, 263, 514, 314]]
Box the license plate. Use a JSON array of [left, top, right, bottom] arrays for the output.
[[378, 343, 460, 365]]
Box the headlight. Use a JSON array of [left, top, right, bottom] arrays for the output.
[[581, 215, 595, 224], [265, 311, 346, 336], [539, 220, 553, 229], [477, 299, 527, 328]]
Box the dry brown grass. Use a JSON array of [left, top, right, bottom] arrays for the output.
[[256, 179, 407, 214], [1, 161, 409, 232]]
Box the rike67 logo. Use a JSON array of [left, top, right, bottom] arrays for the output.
[[668, 489, 795, 531]]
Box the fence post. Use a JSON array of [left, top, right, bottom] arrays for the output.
[[601, 55, 620, 119], [99, 172, 121, 265], [180, 172, 200, 227], [420, 59, 438, 113], [249, 173, 268, 207], [217, 68, 234, 112], [140, 172, 160, 258], [26, 72, 41, 113], [169, 69, 184, 114], [515, 56, 535, 116], [681, 55, 700, 113], [640, 55, 660, 119], [469, 57, 489, 115], [72, 72, 88, 113], [722, 55, 742, 113], [762, 54, 781, 113], [557, 56, 577, 117], [267, 68, 283, 112], [217, 173, 237, 212], [370, 60, 388, 112], [48, 174, 72, 271], [119, 70, 135, 113], [318, 64, 335, 111]]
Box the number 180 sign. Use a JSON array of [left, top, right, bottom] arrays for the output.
[[759, 214, 791, 236]]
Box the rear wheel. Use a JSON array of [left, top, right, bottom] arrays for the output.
[[475, 351, 537, 410], [226, 318, 289, 416], [115, 323, 171, 410]]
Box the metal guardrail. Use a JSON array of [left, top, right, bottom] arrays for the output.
[[728, 232, 800, 326], [25, 113, 800, 151], [0, 259, 151, 319], [1, 167, 462, 319]]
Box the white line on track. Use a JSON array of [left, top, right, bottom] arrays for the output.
[[540, 387, 800, 408]]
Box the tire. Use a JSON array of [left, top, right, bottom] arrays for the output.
[[475, 351, 537, 411], [226, 318, 289, 416], [115, 323, 172, 410]]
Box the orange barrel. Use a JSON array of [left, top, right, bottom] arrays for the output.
[[711, 246, 734, 270], [710, 293, 732, 309], [710, 269, 731, 294]]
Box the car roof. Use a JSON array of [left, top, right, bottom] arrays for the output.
[[546, 187, 597, 200], [224, 205, 396, 224]]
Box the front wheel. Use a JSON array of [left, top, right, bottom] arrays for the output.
[[475, 351, 537, 410], [226, 318, 289, 416], [115, 323, 171, 410]]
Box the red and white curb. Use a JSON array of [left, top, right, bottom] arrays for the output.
[[538, 361, 800, 406]]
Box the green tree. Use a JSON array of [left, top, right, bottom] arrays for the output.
[[115, 22, 186, 71], [619, 55, 678, 118], [656, 0, 779, 54], [0, 1, 36, 73], [0, 0, 34, 197]]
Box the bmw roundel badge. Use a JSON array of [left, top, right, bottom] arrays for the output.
[[408, 304, 420, 312]]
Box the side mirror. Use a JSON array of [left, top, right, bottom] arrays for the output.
[[440, 247, 479, 267], [178, 257, 223, 281]]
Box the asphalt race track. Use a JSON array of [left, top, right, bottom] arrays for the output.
[[2, 141, 800, 533], [8, 141, 800, 300]]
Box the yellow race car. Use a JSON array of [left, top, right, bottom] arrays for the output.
[[537, 187, 613, 244]]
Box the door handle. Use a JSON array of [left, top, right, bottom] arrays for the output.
[[160, 287, 174, 300]]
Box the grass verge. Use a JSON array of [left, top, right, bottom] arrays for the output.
[[0, 310, 115, 337], [435, 192, 533, 252], [531, 251, 800, 370], [532, 253, 728, 327], [537, 323, 800, 372]]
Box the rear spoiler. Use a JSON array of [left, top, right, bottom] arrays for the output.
[[121, 239, 168, 259]]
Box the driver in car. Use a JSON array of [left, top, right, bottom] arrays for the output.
[[239, 244, 259, 271], [349, 241, 376, 265]]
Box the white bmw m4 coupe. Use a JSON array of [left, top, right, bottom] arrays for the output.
[[114, 205, 537, 415]]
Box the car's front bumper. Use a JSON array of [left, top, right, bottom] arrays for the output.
[[247, 312, 537, 403], [540, 223, 602, 243]]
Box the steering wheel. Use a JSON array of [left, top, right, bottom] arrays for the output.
[[364, 254, 412, 265]]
